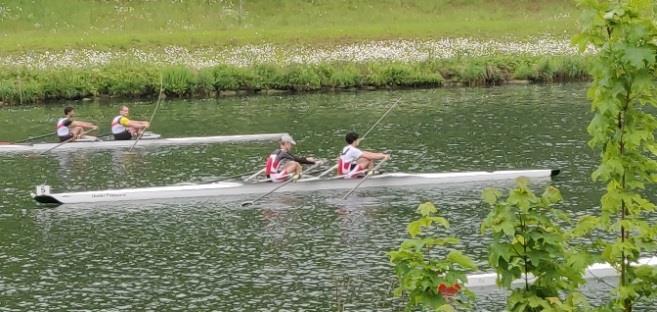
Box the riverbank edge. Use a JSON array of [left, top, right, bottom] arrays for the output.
[[0, 54, 590, 105]]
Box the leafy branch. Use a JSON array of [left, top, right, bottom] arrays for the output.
[[481, 178, 588, 312], [388, 202, 477, 311]]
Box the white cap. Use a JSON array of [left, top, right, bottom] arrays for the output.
[[280, 134, 296, 145]]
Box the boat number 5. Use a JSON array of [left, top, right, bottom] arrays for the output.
[[37, 185, 50, 195]]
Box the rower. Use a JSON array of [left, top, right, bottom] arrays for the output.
[[338, 131, 389, 178], [265, 134, 318, 182], [56, 106, 98, 142], [111, 106, 150, 140]]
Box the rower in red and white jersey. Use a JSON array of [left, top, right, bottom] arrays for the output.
[[265, 134, 318, 182], [338, 131, 389, 178], [56, 106, 98, 142]]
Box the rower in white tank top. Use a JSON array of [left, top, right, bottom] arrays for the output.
[[55, 106, 97, 142], [337, 131, 389, 178], [111, 106, 151, 140], [56, 117, 72, 138]]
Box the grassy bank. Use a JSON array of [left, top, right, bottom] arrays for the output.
[[0, 55, 589, 105], [0, 0, 577, 52]]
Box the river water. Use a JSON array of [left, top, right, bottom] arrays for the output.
[[0, 84, 654, 311]]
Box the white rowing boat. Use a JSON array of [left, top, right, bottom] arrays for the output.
[[32, 169, 559, 205], [0, 133, 287, 153], [465, 256, 657, 293]]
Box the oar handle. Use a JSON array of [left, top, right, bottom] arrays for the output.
[[302, 161, 323, 175]]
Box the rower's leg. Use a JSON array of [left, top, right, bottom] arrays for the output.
[[295, 163, 303, 177], [283, 162, 302, 179], [357, 158, 373, 171], [71, 127, 83, 139]]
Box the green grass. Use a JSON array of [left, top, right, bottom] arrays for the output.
[[0, 55, 590, 105], [0, 0, 578, 52]]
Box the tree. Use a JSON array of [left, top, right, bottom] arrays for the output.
[[574, 0, 657, 310]]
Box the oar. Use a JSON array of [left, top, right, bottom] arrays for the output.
[[240, 162, 322, 206], [360, 97, 402, 139], [342, 159, 388, 200], [241, 175, 298, 207], [95, 131, 113, 139], [38, 129, 96, 155], [316, 158, 340, 179], [321, 97, 402, 176], [198, 168, 264, 185], [243, 168, 265, 182], [128, 76, 164, 153], [1, 132, 55, 145]]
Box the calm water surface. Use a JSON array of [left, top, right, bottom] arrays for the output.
[[1, 84, 653, 311]]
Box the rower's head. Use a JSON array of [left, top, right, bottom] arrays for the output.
[[119, 106, 129, 117], [279, 134, 297, 150], [346, 132, 360, 146], [64, 106, 75, 117]]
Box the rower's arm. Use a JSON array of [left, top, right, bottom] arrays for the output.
[[125, 119, 150, 129], [70, 120, 97, 129], [292, 155, 315, 165], [361, 151, 388, 160]]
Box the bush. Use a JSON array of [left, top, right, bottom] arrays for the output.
[[162, 66, 196, 96], [277, 65, 322, 91], [0, 55, 591, 105], [94, 62, 159, 96], [457, 62, 504, 86]]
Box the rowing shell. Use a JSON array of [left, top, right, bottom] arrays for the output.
[[465, 256, 657, 292], [1, 133, 286, 153], [32, 169, 559, 205]]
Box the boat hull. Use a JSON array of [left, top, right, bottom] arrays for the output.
[[33, 169, 559, 205], [1, 133, 286, 153], [466, 256, 657, 292]]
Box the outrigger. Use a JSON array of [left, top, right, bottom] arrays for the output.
[[32, 169, 559, 205]]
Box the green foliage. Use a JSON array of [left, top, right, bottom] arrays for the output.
[[514, 56, 590, 82], [194, 68, 215, 96], [252, 64, 283, 90], [573, 0, 657, 309], [367, 63, 443, 88], [481, 178, 588, 312], [388, 202, 477, 311], [0, 55, 590, 105], [210, 65, 256, 91], [162, 66, 196, 96], [278, 65, 322, 91], [458, 62, 504, 86], [94, 62, 159, 96], [315, 63, 363, 88]]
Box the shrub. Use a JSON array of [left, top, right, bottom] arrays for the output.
[[162, 66, 196, 96]]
